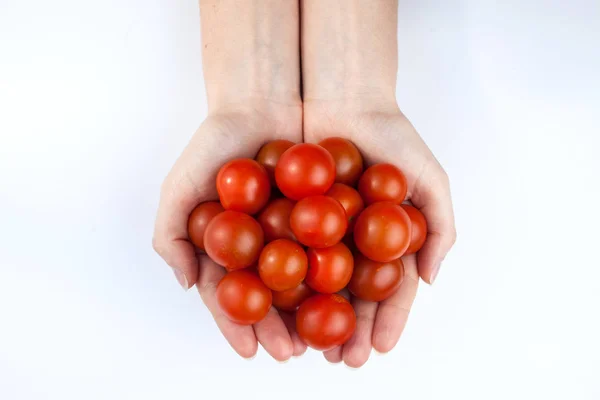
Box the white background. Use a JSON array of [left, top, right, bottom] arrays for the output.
[[1, 0, 599, 399]]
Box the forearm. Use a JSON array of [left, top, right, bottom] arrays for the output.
[[200, 0, 300, 112]]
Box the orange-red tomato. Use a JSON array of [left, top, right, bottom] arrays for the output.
[[217, 158, 270, 214], [318, 137, 364, 186], [187, 201, 224, 251], [256, 198, 296, 243], [204, 210, 264, 270], [358, 163, 407, 205], [290, 195, 347, 248], [275, 143, 335, 200], [305, 242, 354, 293], [353, 202, 411, 262], [326, 183, 364, 224], [401, 204, 428, 255], [216, 270, 272, 325], [348, 253, 404, 302], [272, 282, 313, 312], [255, 140, 295, 186], [296, 293, 356, 351], [258, 239, 308, 291]]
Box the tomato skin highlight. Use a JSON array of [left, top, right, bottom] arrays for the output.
[[258, 239, 308, 291], [256, 198, 296, 243], [306, 242, 354, 294], [353, 202, 411, 262], [318, 137, 364, 186], [204, 210, 264, 270], [275, 143, 336, 200], [216, 270, 272, 325], [296, 293, 356, 351], [325, 183, 364, 226], [255, 140, 295, 186], [290, 195, 347, 248], [348, 253, 404, 302], [187, 201, 224, 251], [217, 158, 271, 215], [358, 163, 407, 205], [401, 204, 428, 255], [272, 282, 313, 312]]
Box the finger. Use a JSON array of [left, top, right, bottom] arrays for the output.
[[279, 311, 308, 356], [253, 308, 294, 362], [196, 255, 258, 358], [323, 346, 343, 363], [342, 298, 377, 368], [372, 253, 419, 353]]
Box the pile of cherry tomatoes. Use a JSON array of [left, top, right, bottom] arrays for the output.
[[188, 138, 427, 351]]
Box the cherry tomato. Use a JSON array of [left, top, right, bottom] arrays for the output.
[[326, 183, 364, 224], [204, 210, 264, 270], [353, 202, 411, 262], [306, 242, 354, 293], [217, 158, 271, 214], [187, 201, 224, 251], [318, 137, 363, 186], [358, 163, 407, 205], [255, 140, 295, 186], [401, 204, 428, 255], [290, 195, 347, 248], [275, 143, 335, 200], [258, 239, 308, 291], [348, 253, 404, 302], [296, 293, 356, 351], [216, 270, 272, 325], [256, 198, 296, 242], [272, 282, 313, 312]]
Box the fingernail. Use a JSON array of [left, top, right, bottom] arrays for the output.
[[429, 261, 441, 285], [243, 353, 257, 361], [171, 267, 189, 290]]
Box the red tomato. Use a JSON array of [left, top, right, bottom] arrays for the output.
[[204, 210, 264, 270], [358, 163, 407, 205], [275, 143, 335, 200], [256, 198, 296, 243], [318, 137, 364, 186], [306, 242, 354, 293], [255, 140, 295, 186], [348, 253, 404, 302], [272, 282, 313, 312], [353, 202, 411, 262], [296, 293, 356, 351], [216, 270, 272, 325], [325, 183, 364, 224], [217, 158, 271, 214], [258, 239, 308, 291], [401, 204, 428, 255], [290, 195, 347, 248], [187, 201, 224, 251]]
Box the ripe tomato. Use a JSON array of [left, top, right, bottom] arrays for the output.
[[290, 195, 347, 248], [217, 158, 271, 214], [275, 143, 335, 200], [353, 202, 411, 262], [204, 210, 264, 270], [296, 293, 356, 351], [255, 139, 295, 186], [272, 282, 313, 312], [318, 137, 363, 186], [256, 198, 296, 242], [258, 239, 308, 291], [306, 242, 354, 293], [325, 183, 364, 224], [348, 253, 404, 302], [187, 201, 224, 251], [216, 270, 272, 325], [358, 163, 407, 205], [401, 204, 428, 255]]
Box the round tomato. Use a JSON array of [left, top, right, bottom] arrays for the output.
[[275, 143, 335, 200], [272, 282, 313, 312], [348, 253, 404, 302], [187, 201, 224, 251], [296, 293, 356, 351], [258, 239, 308, 291], [358, 163, 407, 205], [306, 242, 354, 293], [401, 204, 428, 255], [290, 195, 347, 248], [256, 198, 296, 242], [216, 270, 272, 325], [353, 202, 411, 262], [255, 139, 295, 186], [318, 137, 363, 186], [204, 210, 264, 270], [326, 183, 364, 223], [217, 158, 270, 214]]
